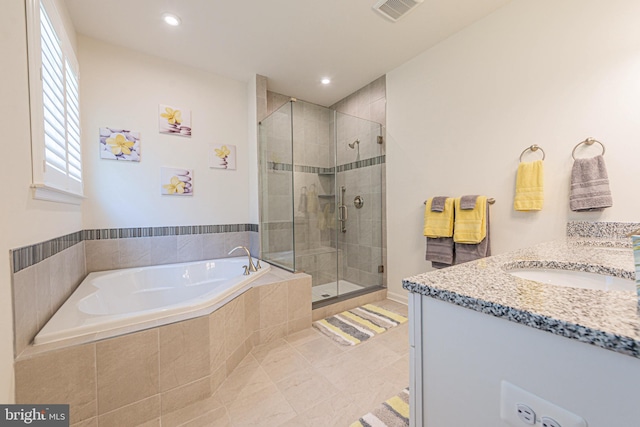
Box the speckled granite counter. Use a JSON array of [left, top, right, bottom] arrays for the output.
[[403, 221, 640, 359]]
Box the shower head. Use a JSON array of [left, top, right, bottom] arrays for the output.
[[348, 139, 360, 149]]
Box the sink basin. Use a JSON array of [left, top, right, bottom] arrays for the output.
[[507, 269, 635, 291]]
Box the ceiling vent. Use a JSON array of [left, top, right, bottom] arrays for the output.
[[372, 0, 424, 22]]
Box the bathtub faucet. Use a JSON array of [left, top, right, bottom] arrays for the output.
[[228, 246, 259, 274]]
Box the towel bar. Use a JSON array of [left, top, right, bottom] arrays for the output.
[[519, 144, 545, 162], [572, 137, 606, 160], [424, 198, 495, 205]]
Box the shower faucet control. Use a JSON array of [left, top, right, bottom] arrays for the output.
[[228, 246, 259, 273]]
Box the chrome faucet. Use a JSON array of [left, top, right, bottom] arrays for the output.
[[228, 246, 258, 274]]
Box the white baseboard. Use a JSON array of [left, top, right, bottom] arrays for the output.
[[386, 290, 408, 305]]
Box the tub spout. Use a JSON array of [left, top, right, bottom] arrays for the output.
[[228, 246, 258, 272]]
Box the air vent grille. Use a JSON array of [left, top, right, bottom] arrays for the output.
[[373, 0, 424, 22]]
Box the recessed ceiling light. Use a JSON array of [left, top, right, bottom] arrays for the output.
[[162, 13, 181, 26], [321, 78, 331, 85]]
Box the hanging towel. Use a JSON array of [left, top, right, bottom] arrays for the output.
[[298, 188, 308, 214], [455, 204, 491, 264], [430, 196, 449, 212], [307, 186, 318, 213], [426, 237, 454, 268], [460, 195, 480, 210], [514, 160, 544, 211], [318, 203, 330, 230], [423, 198, 454, 238], [570, 155, 613, 211], [453, 196, 487, 244]]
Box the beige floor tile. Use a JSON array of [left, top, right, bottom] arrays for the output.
[[177, 406, 230, 427], [250, 338, 289, 363], [226, 383, 296, 427], [259, 342, 312, 382], [343, 340, 401, 372], [284, 327, 322, 347], [275, 368, 340, 414], [214, 354, 274, 406], [294, 334, 346, 365], [312, 351, 374, 392], [374, 299, 409, 317], [374, 324, 409, 356], [296, 391, 363, 427], [341, 370, 407, 414]]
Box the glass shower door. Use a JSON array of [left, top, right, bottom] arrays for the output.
[[258, 102, 295, 271], [335, 112, 384, 297]]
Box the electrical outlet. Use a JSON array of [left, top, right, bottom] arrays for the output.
[[516, 404, 536, 424], [541, 417, 562, 427], [500, 381, 587, 427]]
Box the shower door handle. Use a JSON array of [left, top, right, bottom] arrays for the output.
[[339, 185, 347, 233], [339, 205, 347, 233]]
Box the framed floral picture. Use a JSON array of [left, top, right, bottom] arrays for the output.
[[99, 128, 140, 161], [209, 144, 236, 170], [161, 167, 193, 196], [159, 104, 192, 137]]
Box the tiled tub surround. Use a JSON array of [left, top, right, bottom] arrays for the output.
[[11, 224, 259, 357], [403, 224, 640, 359], [15, 268, 311, 427]]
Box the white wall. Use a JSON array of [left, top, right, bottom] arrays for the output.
[[79, 36, 250, 228], [386, 0, 640, 301], [0, 0, 83, 402]]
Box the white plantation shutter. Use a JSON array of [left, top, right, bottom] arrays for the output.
[[28, 0, 83, 202]]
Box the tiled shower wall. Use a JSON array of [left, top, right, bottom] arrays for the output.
[[10, 225, 259, 357]]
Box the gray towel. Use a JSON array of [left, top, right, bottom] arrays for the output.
[[460, 195, 479, 210], [426, 237, 454, 268], [430, 196, 449, 212], [455, 204, 491, 264], [570, 155, 613, 212]]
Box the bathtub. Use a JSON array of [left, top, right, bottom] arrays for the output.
[[34, 257, 270, 346]]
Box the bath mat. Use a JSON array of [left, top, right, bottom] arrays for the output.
[[350, 387, 410, 427], [312, 303, 407, 346]]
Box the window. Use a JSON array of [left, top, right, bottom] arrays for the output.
[[27, 0, 83, 203]]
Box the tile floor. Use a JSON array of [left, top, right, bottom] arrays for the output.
[[170, 299, 409, 427]]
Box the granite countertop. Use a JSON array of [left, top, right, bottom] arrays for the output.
[[403, 235, 640, 358]]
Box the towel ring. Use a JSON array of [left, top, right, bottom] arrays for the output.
[[571, 137, 606, 160], [519, 144, 545, 162]]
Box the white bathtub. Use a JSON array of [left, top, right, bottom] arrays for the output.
[[34, 257, 270, 346]]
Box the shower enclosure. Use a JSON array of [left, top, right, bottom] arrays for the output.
[[259, 99, 384, 304]]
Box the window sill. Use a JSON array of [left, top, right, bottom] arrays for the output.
[[31, 184, 85, 205]]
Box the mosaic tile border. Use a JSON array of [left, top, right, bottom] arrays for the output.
[[336, 155, 385, 173], [11, 224, 259, 274], [266, 155, 385, 175], [567, 221, 640, 239], [11, 231, 84, 275]]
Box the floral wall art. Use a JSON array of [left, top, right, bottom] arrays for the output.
[[158, 104, 192, 137], [161, 167, 193, 196], [99, 127, 141, 161], [210, 144, 237, 170]]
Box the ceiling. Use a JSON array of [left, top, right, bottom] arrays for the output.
[[64, 0, 511, 106]]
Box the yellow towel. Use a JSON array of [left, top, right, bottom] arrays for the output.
[[514, 160, 544, 211], [453, 196, 487, 244], [423, 198, 454, 238]]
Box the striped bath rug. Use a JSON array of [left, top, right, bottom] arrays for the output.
[[351, 388, 410, 427], [312, 303, 407, 346]]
